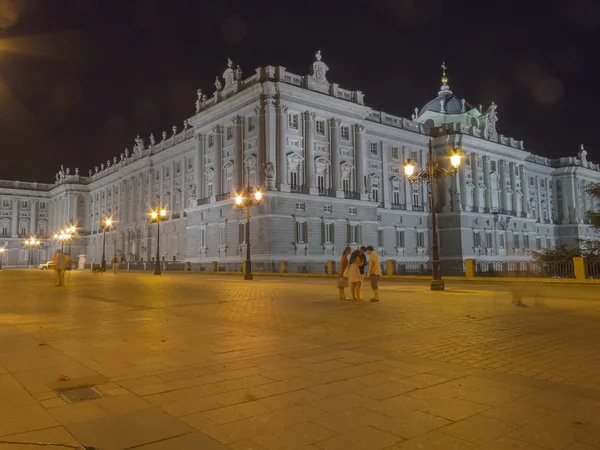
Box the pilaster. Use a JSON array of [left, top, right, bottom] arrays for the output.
[[304, 111, 316, 194], [329, 118, 341, 194], [233, 115, 244, 190], [214, 125, 223, 195], [276, 103, 289, 191]]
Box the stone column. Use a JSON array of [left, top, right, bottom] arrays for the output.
[[510, 162, 518, 214], [276, 103, 288, 191], [234, 115, 244, 190], [11, 198, 19, 237], [403, 147, 412, 210], [381, 142, 390, 208], [483, 156, 492, 211], [304, 111, 316, 193], [472, 154, 481, 212], [264, 99, 276, 186], [536, 176, 543, 221], [546, 180, 552, 222], [354, 124, 367, 200], [193, 135, 204, 200], [498, 160, 507, 211], [213, 125, 222, 195], [458, 162, 467, 212], [520, 165, 529, 218], [147, 170, 153, 209], [30, 200, 37, 236], [330, 118, 341, 194]]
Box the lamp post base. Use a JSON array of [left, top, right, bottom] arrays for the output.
[[430, 279, 445, 291], [244, 272, 254, 280]]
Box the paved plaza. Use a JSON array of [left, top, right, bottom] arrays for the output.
[[1, 271, 600, 449]]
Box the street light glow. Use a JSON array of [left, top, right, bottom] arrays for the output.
[[236, 195, 243, 205], [450, 152, 461, 169], [151, 211, 158, 220], [404, 160, 416, 176], [105, 218, 112, 227], [160, 209, 167, 217], [254, 191, 262, 201]]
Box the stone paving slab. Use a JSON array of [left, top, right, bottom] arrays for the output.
[[1, 270, 600, 449]]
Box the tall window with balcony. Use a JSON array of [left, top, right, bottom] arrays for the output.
[[288, 113, 299, 130], [377, 229, 384, 248], [340, 126, 350, 141], [396, 229, 405, 248], [372, 180, 380, 203], [322, 222, 334, 244], [316, 120, 325, 136], [347, 224, 360, 245], [295, 221, 308, 244], [416, 231, 425, 249]]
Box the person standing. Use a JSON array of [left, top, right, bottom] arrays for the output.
[[357, 246, 368, 301], [113, 255, 120, 274], [347, 249, 365, 301], [52, 250, 66, 287], [366, 246, 381, 302], [337, 247, 351, 300]]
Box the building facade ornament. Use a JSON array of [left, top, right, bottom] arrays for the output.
[[310, 50, 329, 84]]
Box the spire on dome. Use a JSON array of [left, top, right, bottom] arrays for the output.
[[439, 61, 452, 95]]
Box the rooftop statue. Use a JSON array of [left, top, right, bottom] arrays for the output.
[[223, 58, 235, 88], [311, 50, 329, 83]]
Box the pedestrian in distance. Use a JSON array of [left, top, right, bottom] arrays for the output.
[[358, 246, 368, 301], [347, 249, 365, 302], [52, 249, 66, 287], [366, 246, 381, 302], [113, 255, 120, 274], [337, 247, 351, 300]]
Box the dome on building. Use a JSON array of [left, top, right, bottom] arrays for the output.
[[419, 92, 469, 116]]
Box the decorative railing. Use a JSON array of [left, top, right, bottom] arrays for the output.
[[391, 203, 407, 210], [318, 188, 337, 198], [215, 193, 231, 202], [475, 260, 575, 278], [587, 260, 600, 279], [196, 197, 210, 206], [344, 190, 360, 200]]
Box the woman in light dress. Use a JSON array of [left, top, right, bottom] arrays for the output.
[[337, 247, 351, 300], [347, 249, 365, 301]]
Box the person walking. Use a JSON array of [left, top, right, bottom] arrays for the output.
[[52, 250, 66, 287], [366, 246, 381, 302], [113, 255, 120, 274], [347, 249, 365, 301], [337, 247, 351, 300], [357, 246, 368, 301]]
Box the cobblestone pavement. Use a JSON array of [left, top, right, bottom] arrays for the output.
[[1, 270, 600, 449]]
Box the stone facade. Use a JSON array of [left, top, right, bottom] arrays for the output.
[[1, 54, 599, 268]]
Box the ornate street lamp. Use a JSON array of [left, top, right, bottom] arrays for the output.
[[66, 225, 76, 256], [234, 174, 263, 280], [0, 247, 4, 270], [101, 217, 113, 269], [24, 236, 41, 266], [404, 139, 461, 291], [150, 206, 167, 275]]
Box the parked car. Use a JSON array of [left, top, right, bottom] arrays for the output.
[[39, 261, 55, 270]]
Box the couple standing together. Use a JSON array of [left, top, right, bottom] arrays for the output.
[[338, 246, 381, 302]]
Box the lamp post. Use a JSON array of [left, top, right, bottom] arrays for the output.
[[66, 226, 76, 256], [101, 217, 112, 270], [24, 236, 41, 267], [404, 139, 461, 291], [150, 206, 167, 275], [0, 247, 5, 270], [234, 173, 263, 280]]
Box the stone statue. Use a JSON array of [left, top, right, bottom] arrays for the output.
[[214, 76, 223, 92], [195, 99, 201, 113], [55, 173, 59, 181], [483, 101, 498, 140], [579, 144, 588, 164], [66, 167, 70, 175], [101, 163, 105, 171], [124, 148, 130, 158], [264, 162, 275, 180], [120, 153, 124, 161], [113, 157, 117, 165], [134, 135, 144, 154], [59, 165, 65, 178], [311, 50, 329, 83], [172, 125, 177, 136], [95, 166, 99, 174], [202, 94, 207, 103], [88, 169, 92, 177], [235, 65, 243, 81], [75, 167, 79, 175], [183, 119, 188, 130], [223, 58, 235, 88], [106, 160, 111, 167], [411, 107, 419, 120], [162, 131, 167, 141]]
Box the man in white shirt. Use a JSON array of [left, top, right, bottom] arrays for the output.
[[366, 246, 381, 302]]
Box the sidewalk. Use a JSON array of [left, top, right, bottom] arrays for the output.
[[1, 270, 600, 449]]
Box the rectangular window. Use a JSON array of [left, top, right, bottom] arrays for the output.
[[486, 232, 493, 248], [199, 228, 206, 248], [226, 126, 233, 141], [21, 201, 28, 208], [39, 202, 46, 209], [219, 226, 226, 247], [288, 113, 299, 130], [373, 188, 379, 203], [317, 175, 325, 192], [348, 224, 359, 244], [546, 237, 551, 249], [176, 162, 181, 175], [207, 183, 214, 197], [513, 234, 520, 249], [473, 231, 481, 248], [208, 135, 215, 147], [342, 179, 350, 193], [1, 226, 7, 236], [290, 171, 298, 188], [499, 234, 505, 248], [370, 142, 378, 156], [349, 207, 357, 215], [324, 205, 332, 213], [377, 229, 384, 248], [238, 223, 246, 244], [540, 179, 545, 188], [417, 231, 425, 248], [248, 116, 256, 132], [165, 168, 170, 178], [393, 190, 401, 205], [536, 237, 542, 250], [391, 147, 399, 160], [340, 126, 350, 140], [295, 221, 308, 243], [21, 227, 27, 236], [396, 230, 405, 248], [324, 222, 334, 244], [411, 151, 418, 163], [316, 120, 325, 135], [524, 234, 530, 249], [412, 192, 420, 207], [2, 200, 9, 207], [490, 161, 497, 172], [295, 202, 305, 211], [188, 158, 193, 170]]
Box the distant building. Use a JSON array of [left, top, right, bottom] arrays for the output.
[[0, 53, 598, 269]]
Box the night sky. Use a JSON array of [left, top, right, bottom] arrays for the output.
[[0, 0, 598, 183]]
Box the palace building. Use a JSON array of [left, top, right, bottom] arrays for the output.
[[0, 52, 599, 269]]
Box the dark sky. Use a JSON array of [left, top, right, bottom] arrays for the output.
[[0, 0, 598, 183]]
